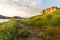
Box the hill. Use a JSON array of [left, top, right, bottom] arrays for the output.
[[41, 6, 57, 14], [20, 7, 60, 26], [19, 7, 60, 40], [0, 7, 60, 40], [0, 15, 22, 19], [0, 15, 10, 19]]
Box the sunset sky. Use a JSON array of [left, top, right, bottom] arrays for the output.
[[0, 0, 60, 18]]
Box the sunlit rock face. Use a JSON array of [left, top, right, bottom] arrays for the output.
[[0, 0, 42, 18], [41, 7, 57, 14]]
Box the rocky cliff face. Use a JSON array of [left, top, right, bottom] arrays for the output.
[[41, 7, 57, 14]]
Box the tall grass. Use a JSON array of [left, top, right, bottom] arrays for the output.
[[0, 18, 18, 40]]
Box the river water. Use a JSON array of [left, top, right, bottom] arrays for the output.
[[0, 19, 9, 23]]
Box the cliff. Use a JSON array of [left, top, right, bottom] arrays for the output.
[[41, 6, 57, 14]]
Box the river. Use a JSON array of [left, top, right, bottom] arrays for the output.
[[0, 19, 9, 23]]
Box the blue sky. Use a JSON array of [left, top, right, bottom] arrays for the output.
[[0, 0, 60, 18], [42, 0, 60, 9]]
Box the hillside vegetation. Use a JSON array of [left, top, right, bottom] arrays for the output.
[[19, 8, 60, 40], [0, 18, 18, 40], [0, 7, 60, 40]]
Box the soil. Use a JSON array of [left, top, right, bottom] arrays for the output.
[[16, 23, 43, 40]]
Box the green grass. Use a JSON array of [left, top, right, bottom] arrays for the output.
[[0, 18, 18, 40], [19, 8, 60, 40], [19, 30, 30, 38]]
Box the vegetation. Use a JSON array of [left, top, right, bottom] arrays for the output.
[[19, 8, 60, 40], [0, 18, 18, 40], [0, 7, 60, 40], [19, 30, 30, 38]]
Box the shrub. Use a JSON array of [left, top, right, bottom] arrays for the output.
[[0, 18, 18, 40], [19, 30, 30, 38]]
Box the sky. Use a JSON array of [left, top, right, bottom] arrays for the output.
[[42, 0, 60, 9], [0, 0, 60, 18]]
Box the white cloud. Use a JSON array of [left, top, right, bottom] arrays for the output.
[[0, 0, 42, 18], [19, 0, 42, 7], [12, 0, 18, 2], [0, 4, 32, 18]]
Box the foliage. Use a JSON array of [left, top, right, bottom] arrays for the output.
[[0, 18, 18, 40], [37, 26, 60, 40], [20, 19, 31, 26], [19, 8, 60, 40], [19, 30, 30, 38]]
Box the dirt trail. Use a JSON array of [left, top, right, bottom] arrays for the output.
[[17, 23, 43, 40]]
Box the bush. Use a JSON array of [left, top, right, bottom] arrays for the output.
[[19, 30, 30, 38], [37, 26, 60, 40], [0, 18, 18, 40], [52, 15, 60, 26]]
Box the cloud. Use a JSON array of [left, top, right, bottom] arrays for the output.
[[0, 0, 42, 18], [19, 0, 42, 7], [18, 0, 42, 14], [0, 4, 32, 18]]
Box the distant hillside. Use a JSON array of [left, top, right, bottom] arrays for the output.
[[0, 15, 10, 19], [0, 15, 22, 19]]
